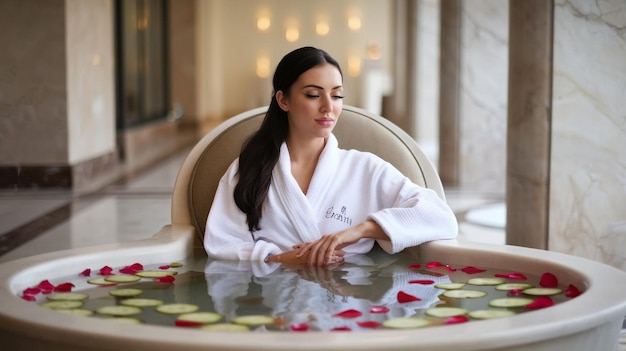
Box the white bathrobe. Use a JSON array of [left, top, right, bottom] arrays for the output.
[[204, 134, 458, 262]]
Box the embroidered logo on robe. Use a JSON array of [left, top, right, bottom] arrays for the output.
[[325, 206, 352, 226]]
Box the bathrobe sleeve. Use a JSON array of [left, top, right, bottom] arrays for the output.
[[364, 157, 458, 254], [204, 160, 282, 261]]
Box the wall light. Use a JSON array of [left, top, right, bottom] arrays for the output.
[[256, 56, 271, 78], [257, 16, 270, 31], [316, 21, 330, 36], [348, 16, 361, 31], [347, 55, 361, 77], [285, 27, 299, 42]]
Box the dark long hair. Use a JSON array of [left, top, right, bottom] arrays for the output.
[[234, 47, 343, 232]]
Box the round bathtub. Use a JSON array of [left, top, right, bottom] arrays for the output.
[[0, 224, 625, 351]]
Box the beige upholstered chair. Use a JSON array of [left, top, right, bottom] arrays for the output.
[[172, 105, 444, 241]]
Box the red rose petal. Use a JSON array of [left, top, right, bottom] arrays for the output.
[[79, 269, 91, 277], [155, 276, 175, 284], [460, 266, 486, 274], [333, 309, 362, 318], [397, 291, 421, 303], [426, 261, 443, 268], [331, 326, 352, 331], [37, 280, 55, 290], [23, 288, 41, 296], [445, 315, 469, 324], [525, 296, 554, 310], [409, 279, 435, 285], [565, 284, 581, 298], [99, 266, 113, 276], [174, 320, 203, 327], [495, 272, 527, 280], [507, 289, 524, 297], [119, 267, 138, 274], [539, 272, 558, 288], [290, 323, 309, 331], [21, 295, 37, 302], [357, 321, 380, 328], [444, 264, 457, 272], [53, 283, 75, 292], [129, 263, 144, 271], [159, 265, 170, 270], [407, 263, 421, 269], [369, 306, 390, 314]]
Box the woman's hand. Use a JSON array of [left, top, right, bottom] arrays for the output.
[[298, 220, 388, 266], [267, 246, 345, 267]]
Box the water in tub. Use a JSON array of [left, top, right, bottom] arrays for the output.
[[23, 247, 578, 331]]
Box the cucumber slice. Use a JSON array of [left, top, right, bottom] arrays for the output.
[[169, 262, 184, 268], [232, 315, 275, 326], [57, 309, 94, 317], [156, 303, 199, 315], [202, 323, 249, 332], [434, 282, 466, 290], [177, 312, 222, 324], [109, 288, 143, 298], [136, 271, 178, 278], [495, 283, 534, 291], [523, 288, 562, 296], [107, 317, 143, 324], [47, 292, 89, 301], [87, 277, 116, 286], [105, 274, 141, 283], [467, 277, 506, 286], [382, 317, 430, 329], [443, 290, 488, 299], [425, 307, 468, 318], [40, 300, 83, 310], [489, 298, 534, 308], [468, 309, 516, 319], [120, 298, 164, 307], [96, 306, 142, 316]]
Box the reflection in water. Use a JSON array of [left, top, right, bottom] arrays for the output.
[[205, 249, 451, 331]]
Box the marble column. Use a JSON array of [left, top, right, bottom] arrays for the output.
[[438, 0, 461, 187], [506, 0, 553, 249]]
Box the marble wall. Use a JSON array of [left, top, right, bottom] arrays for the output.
[[458, 0, 508, 194], [550, 0, 626, 270]]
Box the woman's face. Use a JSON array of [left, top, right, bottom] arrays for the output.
[[277, 63, 344, 142]]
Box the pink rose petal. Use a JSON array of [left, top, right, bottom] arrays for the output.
[[369, 306, 390, 314], [397, 291, 421, 303], [99, 266, 113, 276], [119, 267, 139, 274], [539, 272, 558, 288], [290, 323, 309, 331], [37, 280, 55, 290], [525, 296, 554, 310], [426, 261, 443, 268], [79, 269, 91, 277], [495, 272, 527, 280], [155, 276, 175, 284], [129, 263, 144, 271], [357, 321, 380, 328], [460, 266, 486, 274], [565, 284, 581, 298], [174, 320, 203, 327], [159, 265, 170, 270], [333, 309, 362, 318], [507, 289, 524, 297], [53, 282, 75, 292], [23, 288, 41, 296], [407, 263, 421, 269], [445, 315, 469, 324], [330, 326, 352, 331], [409, 279, 435, 285]]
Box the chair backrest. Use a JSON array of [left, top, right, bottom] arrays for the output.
[[172, 105, 444, 238]]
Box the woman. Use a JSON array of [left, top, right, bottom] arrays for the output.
[[205, 46, 457, 267]]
